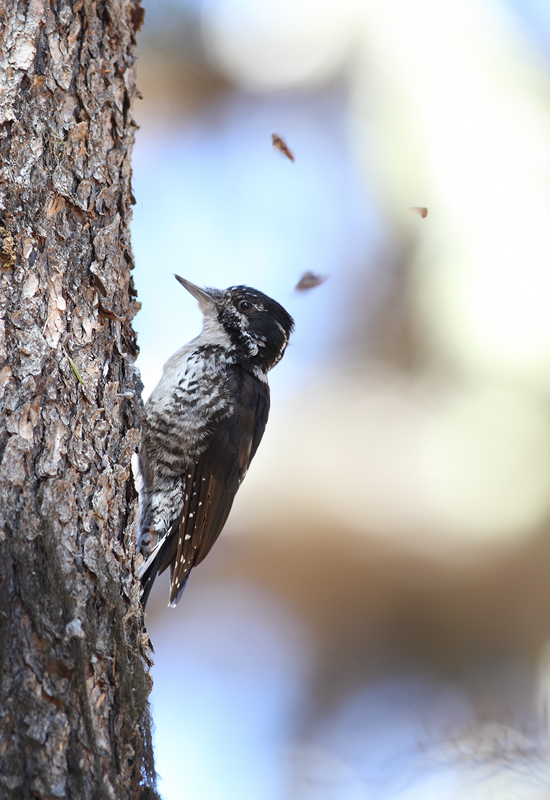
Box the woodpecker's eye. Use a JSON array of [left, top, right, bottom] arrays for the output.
[[239, 300, 252, 311]]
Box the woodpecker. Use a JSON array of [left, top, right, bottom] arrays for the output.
[[137, 276, 294, 608]]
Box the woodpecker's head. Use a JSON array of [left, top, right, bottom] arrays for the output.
[[175, 275, 294, 372]]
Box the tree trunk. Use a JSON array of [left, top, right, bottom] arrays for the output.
[[0, 2, 158, 798]]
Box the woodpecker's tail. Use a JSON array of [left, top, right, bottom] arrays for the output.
[[138, 535, 170, 609], [138, 523, 191, 608]]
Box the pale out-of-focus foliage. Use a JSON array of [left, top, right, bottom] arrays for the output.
[[133, 1, 550, 797]]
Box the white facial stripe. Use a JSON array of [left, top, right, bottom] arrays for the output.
[[275, 320, 288, 343], [233, 310, 262, 355]]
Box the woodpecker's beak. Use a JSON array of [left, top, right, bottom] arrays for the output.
[[174, 275, 216, 313]]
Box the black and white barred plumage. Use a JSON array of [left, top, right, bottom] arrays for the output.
[[138, 276, 294, 607]]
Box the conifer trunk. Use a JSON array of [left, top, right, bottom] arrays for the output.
[[0, 2, 158, 797]]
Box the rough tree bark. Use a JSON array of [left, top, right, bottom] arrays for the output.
[[0, 2, 159, 798]]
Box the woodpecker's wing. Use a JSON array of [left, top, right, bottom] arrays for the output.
[[166, 366, 270, 605]]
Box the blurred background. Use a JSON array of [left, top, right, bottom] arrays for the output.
[[131, 1, 550, 797]]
